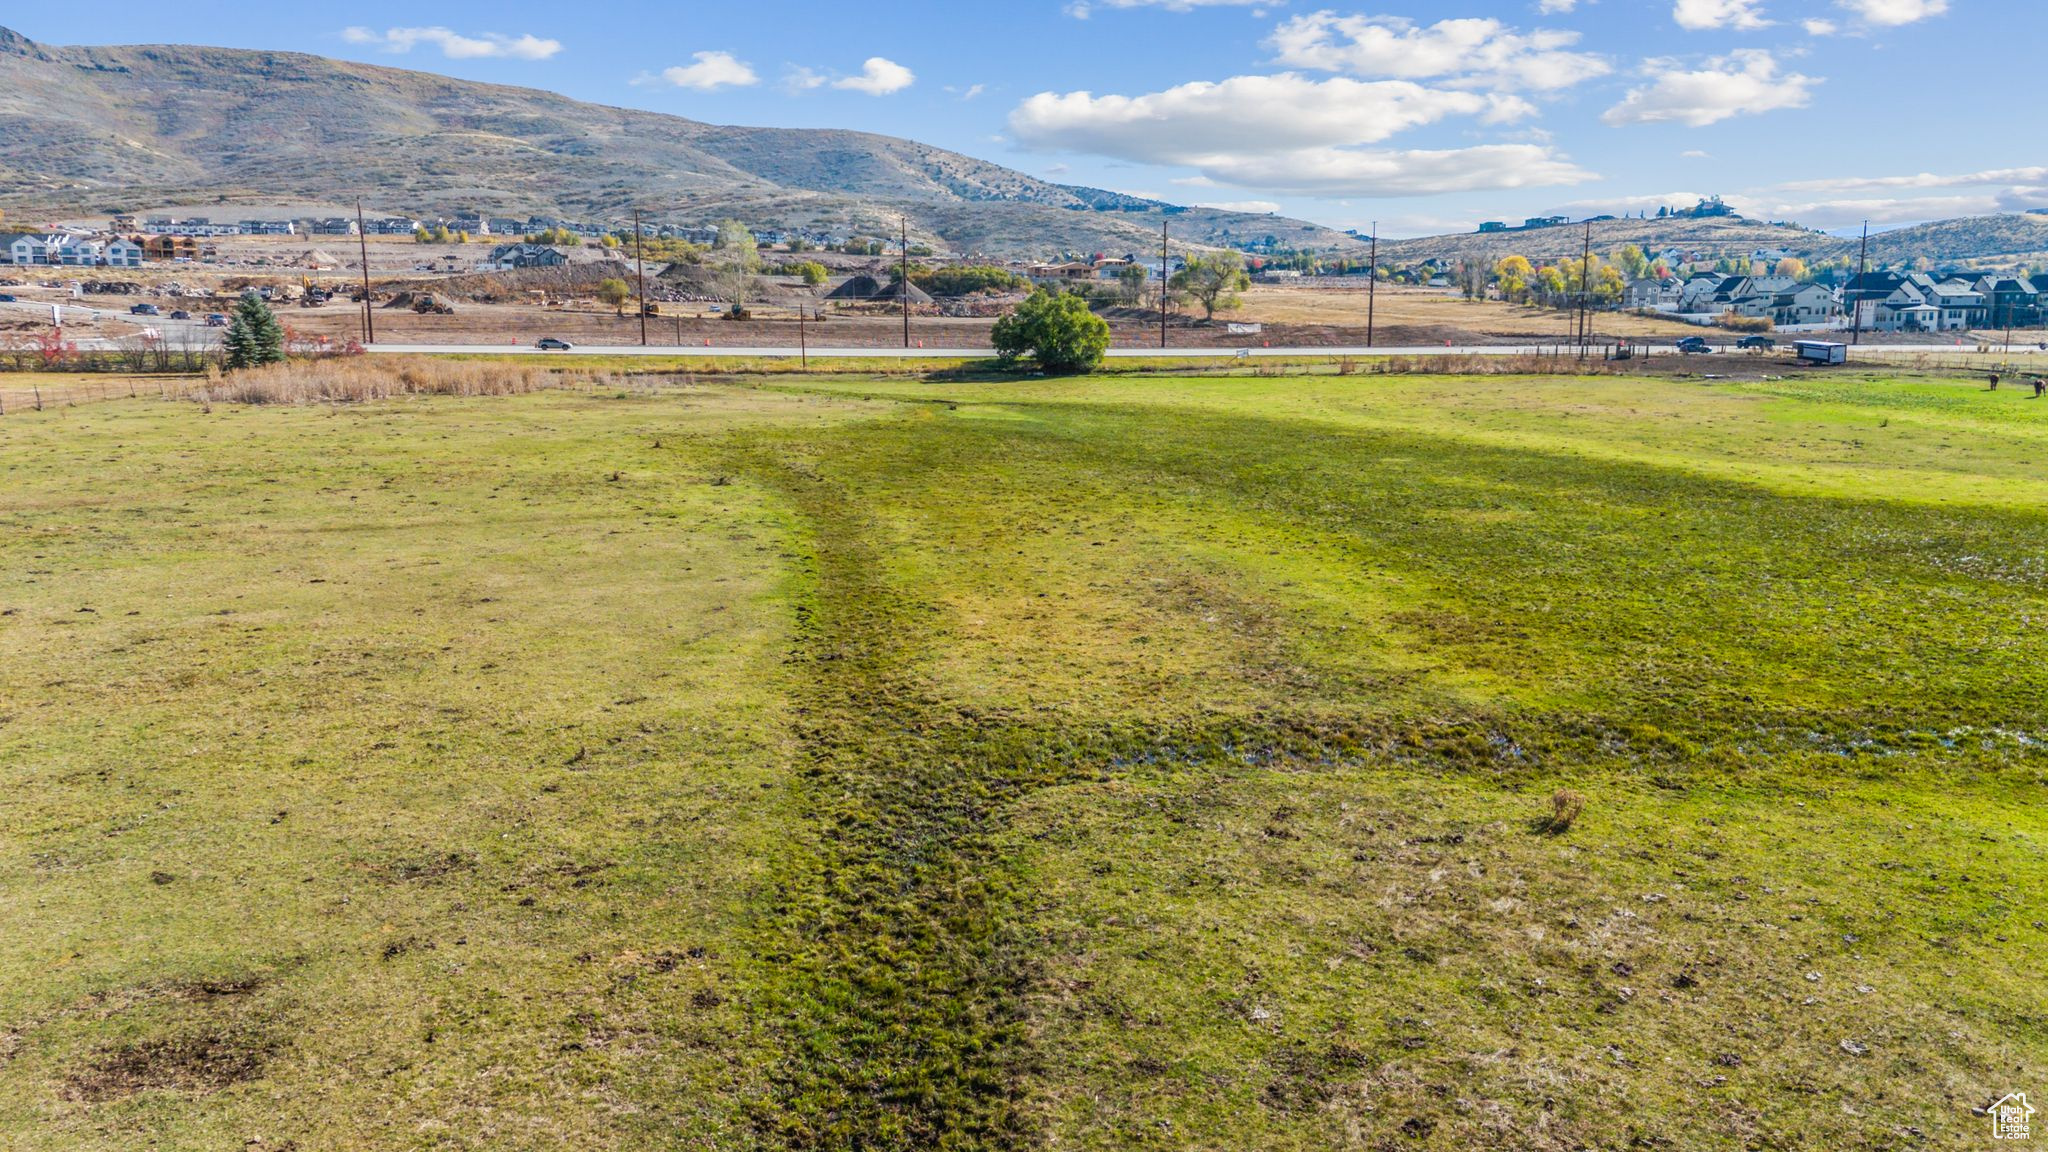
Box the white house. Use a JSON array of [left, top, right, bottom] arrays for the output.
[[1623, 277, 1680, 310], [6, 234, 52, 265], [103, 238, 145, 268], [53, 238, 104, 267]]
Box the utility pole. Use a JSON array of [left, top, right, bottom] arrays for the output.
[[900, 216, 911, 349], [1159, 219, 1169, 350], [799, 303, 808, 370], [1577, 219, 1593, 357], [355, 198, 375, 346], [1366, 221, 1378, 350], [1851, 220, 1869, 345], [633, 210, 648, 347]]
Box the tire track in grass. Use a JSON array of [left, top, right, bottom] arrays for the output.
[[737, 441, 1085, 1151]]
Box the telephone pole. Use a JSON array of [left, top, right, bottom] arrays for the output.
[[901, 216, 912, 349], [1366, 221, 1378, 350], [355, 198, 375, 346], [1160, 219, 1170, 349], [1851, 220, 1869, 345], [633, 210, 648, 347], [1577, 219, 1593, 357]]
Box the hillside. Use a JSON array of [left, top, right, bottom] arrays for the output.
[[1377, 214, 1832, 266], [1379, 210, 2048, 272], [0, 26, 1359, 258], [1855, 214, 2048, 268]]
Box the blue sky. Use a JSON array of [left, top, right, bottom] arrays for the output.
[[12, 1, 2038, 237]]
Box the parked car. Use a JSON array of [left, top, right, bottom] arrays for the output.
[[205, 314, 229, 327], [1676, 336, 1714, 354], [0, 294, 15, 303], [169, 310, 191, 320], [1737, 335, 1776, 350], [536, 337, 574, 351], [129, 303, 161, 316]]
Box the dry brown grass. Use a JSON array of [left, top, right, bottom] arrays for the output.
[[1540, 789, 1586, 835], [1238, 283, 1701, 338], [194, 358, 600, 405]]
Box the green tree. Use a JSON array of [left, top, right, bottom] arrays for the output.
[[222, 294, 286, 369], [713, 220, 762, 311], [795, 261, 829, 287], [1170, 250, 1250, 321], [992, 289, 1111, 374], [1116, 262, 1149, 306], [1616, 244, 1650, 280], [596, 278, 632, 317]]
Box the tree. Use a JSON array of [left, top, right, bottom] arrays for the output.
[[1774, 257, 1809, 281], [1616, 244, 1650, 280], [222, 294, 286, 370], [1493, 255, 1534, 303], [1170, 250, 1250, 321], [795, 261, 829, 287], [1116, 262, 1149, 306], [596, 278, 633, 317], [992, 289, 1111, 373], [713, 219, 762, 312]]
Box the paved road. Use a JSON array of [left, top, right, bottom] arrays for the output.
[[363, 341, 2010, 360]]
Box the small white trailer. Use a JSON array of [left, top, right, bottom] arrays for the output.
[[1794, 340, 1848, 366]]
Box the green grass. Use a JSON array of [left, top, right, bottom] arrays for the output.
[[2, 370, 2045, 1150]]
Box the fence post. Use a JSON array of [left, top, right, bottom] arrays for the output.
[[33, 385, 42, 411]]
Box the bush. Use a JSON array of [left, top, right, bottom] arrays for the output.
[[1716, 314, 1775, 333], [916, 265, 1028, 297], [992, 290, 1111, 374]]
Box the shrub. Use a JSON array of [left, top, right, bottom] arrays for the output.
[[1716, 314, 1775, 333], [992, 290, 1111, 374], [1540, 789, 1586, 835]]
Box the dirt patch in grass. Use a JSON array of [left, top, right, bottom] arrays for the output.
[[65, 1028, 276, 1101]]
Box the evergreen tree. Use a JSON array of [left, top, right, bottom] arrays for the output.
[[222, 294, 286, 370]]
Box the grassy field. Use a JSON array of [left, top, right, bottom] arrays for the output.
[[3, 368, 2046, 1151]]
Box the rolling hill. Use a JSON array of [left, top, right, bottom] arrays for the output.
[[0, 25, 1359, 258]]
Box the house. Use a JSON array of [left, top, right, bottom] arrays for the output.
[[240, 220, 298, 236], [309, 218, 360, 236], [483, 243, 569, 270], [1976, 275, 2043, 326], [103, 238, 145, 268], [1922, 278, 1987, 329], [54, 238, 104, 267], [142, 235, 200, 260], [1623, 277, 1680, 310], [1771, 283, 1839, 325], [1028, 261, 1097, 282], [6, 234, 52, 265]]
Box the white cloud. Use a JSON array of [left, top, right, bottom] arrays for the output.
[[341, 26, 561, 60], [1268, 13, 1610, 91], [1836, 0, 1948, 25], [1067, 0, 1264, 16], [1192, 144, 1597, 196], [1012, 74, 1501, 161], [833, 57, 916, 95], [1802, 18, 1839, 34], [946, 83, 987, 100], [1671, 0, 1772, 31], [1009, 71, 1592, 196], [1537, 0, 1580, 12], [1682, 149, 1712, 158], [1603, 51, 1817, 126], [651, 51, 758, 91], [782, 66, 828, 93], [1195, 200, 1284, 214]]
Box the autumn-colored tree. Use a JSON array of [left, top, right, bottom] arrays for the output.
[[1493, 255, 1534, 303]]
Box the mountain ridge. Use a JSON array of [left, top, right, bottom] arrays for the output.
[[0, 25, 1361, 257]]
